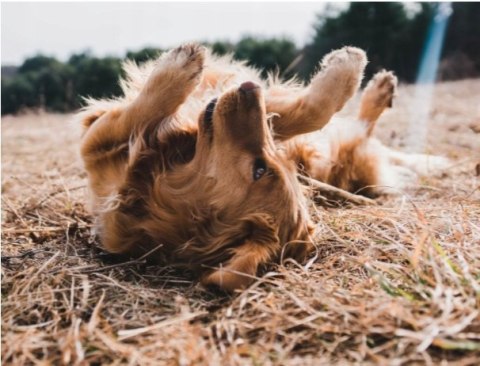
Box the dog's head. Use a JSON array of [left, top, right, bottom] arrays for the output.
[[172, 82, 314, 290]]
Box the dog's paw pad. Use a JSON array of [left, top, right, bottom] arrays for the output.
[[366, 70, 398, 107], [173, 43, 205, 65], [201, 270, 252, 292], [156, 43, 205, 81], [372, 70, 397, 89], [309, 47, 367, 111], [321, 46, 368, 73]]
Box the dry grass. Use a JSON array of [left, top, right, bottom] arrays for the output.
[[2, 79, 480, 365]]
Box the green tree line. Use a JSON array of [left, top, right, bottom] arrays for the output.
[[2, 2, 479, 115]]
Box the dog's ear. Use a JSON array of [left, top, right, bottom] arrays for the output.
[[201, 240, 276, 292], [201, 214, 280, 292]]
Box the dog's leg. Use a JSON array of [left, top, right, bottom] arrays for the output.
[[201, 240, 277, 291], [266, 47, 367, 141], [81, 44, 205, 163], [126, 43, 205, 126], [290, 71, 398, 199], [358, 70, 397, 135], [387, 148, 451, 177]]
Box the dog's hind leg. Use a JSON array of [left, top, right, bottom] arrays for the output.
[[358, 70, 397, 135], [386, 147, 451, 177], [299, 71, 397, 196], [266, 47, 367, 141]]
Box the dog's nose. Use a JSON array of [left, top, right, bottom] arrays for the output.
[[239, 81, 260, 92]]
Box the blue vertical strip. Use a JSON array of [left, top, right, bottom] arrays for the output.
[[416, 3, 452, 84], [407, 3, 452, 152]]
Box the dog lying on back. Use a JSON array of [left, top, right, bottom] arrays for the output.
[[78, 44, 448, 291]]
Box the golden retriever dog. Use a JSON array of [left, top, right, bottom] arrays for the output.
[[78, 44, 448, 291]]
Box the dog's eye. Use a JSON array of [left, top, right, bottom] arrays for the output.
[[253, 158, 267, 181], [204, 98, 217, 125]]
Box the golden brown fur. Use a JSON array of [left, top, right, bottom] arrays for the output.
[[78, 44, 448, 291]]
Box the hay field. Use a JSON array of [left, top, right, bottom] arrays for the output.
[[2, 79, 480, 365]]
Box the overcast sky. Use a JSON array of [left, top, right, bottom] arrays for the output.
[[1, 2, 339, 65]]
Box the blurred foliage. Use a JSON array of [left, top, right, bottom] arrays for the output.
[[301, 2, 480, 82], [301, 2, 434, 81], [233, 37, 298, 77], [2, 2, 479, 115], [440, 2, 480, 80], [207, 37, 298, 77], [209, 41, 235, 56], [126, 47, 163, 64], [68, 53, 124, 103]]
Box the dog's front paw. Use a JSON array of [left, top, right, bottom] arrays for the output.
[[308, 46, 368, 111], [172, 43, 205, 78], [201, 268, 253, 292], [363, 70, 398, 109], [321, 46, 368, 73], [154, 43, 205, 85]]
